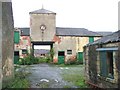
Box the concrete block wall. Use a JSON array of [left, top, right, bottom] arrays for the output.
[[0, 0, 14, 88]]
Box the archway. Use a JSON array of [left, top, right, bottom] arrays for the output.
[[31, 41, 54, 57]]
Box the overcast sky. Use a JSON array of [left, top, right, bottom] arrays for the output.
[[12, 0, 119, 32]]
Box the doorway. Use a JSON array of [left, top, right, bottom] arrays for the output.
[[58, 51, 65, 64]]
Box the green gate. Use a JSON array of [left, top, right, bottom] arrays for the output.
[[77, 52, 83, 64], [14, 51, 19, 64], [58, 51, 65, 64]]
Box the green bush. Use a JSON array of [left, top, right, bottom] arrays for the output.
[[17, 53, 53, 65], [17, 48, 54, 65], [17, 53, 39, 65]]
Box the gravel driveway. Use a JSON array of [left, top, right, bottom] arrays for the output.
[[24, 63, 85, 88]]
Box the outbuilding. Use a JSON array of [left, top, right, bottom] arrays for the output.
[[84, 30, 120, 88]]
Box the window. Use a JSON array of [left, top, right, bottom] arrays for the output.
[[22, 49, 27, 54], [89, 37, 94, 43], [67, 50, 72, 55]]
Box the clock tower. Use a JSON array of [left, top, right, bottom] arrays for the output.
[[29, 8, 56, 42]]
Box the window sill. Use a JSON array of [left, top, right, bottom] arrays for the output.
[[97, 74, 116, 83], [106, 77, 116, 83]]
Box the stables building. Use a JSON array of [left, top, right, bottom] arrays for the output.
[[14, 8, 111, 64]]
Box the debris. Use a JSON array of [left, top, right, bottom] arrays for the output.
[[65, 67, 69, 69], [54, 79, 59, 83], [60, 67, 69, 69], [40, 79, 49, 82], [60, 67, 63, 69]]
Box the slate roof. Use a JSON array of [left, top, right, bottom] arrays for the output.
[[18, 28, 30, 36], [56, 27, 102, 37], [18, 27, 112, 37], [34, 49, 50, 54], [96, 32, 113, 36], [29, 8, 56, 14], [88, 30, 120, 45]]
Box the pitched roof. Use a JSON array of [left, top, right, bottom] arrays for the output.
[[88, 30, 120, 45], [96, 32, 113, 36], [56, 27, 102, 37], [18, 28, 30, 36], [34, 49, 50, 54], [29, 8, 56, 14]]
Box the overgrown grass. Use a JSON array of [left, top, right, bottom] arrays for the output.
[[62, 73, 88, 88], [5, 66, 31, 88], [61, 65, 88, 88], [52, 63, 84, 67], [7, 78, 30, 88]]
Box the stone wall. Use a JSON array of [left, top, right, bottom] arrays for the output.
[[53, 36, 101, 63], [54, 36, 76, 62], [76, 36, 101, 52], [0, 0, 14, 88], [84, 42, 119, 88], [30, 14, 56, 42], [0, 1, 2, 89]]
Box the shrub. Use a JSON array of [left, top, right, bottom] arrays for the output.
[[17, 53, 39, 65], [65, 55, 77, 65], [17, 48, 54, 65]]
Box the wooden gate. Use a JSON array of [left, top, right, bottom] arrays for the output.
[[77, 52, 83, 64]]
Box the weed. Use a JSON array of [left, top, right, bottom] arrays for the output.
[[61, 65, 88, 88], [5, 66, 31, 88]]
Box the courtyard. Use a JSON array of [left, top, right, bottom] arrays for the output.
[[9, 63, 87, 88]]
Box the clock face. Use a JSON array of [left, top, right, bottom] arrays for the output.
[[40, 24, 46, 30]]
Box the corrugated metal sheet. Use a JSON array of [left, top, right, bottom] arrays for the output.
[[87, 30, 120, 45]]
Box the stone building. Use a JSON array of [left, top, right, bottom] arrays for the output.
[[84, 30, 120, 88], [29, 8, 112, 64], [0, 0, 14, 88], [14, 28, 31, 64], [53, 27, 102, 64]]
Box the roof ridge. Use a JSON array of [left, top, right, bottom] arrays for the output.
[[56, 27, 87, 29], [29, 8, 56, 14]]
